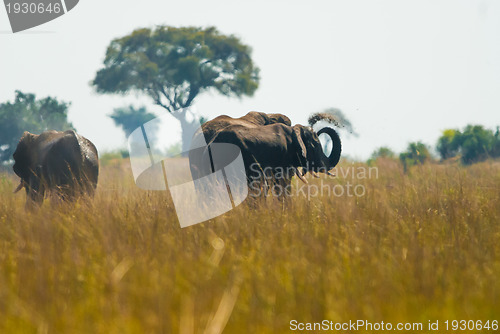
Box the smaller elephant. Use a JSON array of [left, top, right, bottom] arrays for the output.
[[12, 130, 99, 208]]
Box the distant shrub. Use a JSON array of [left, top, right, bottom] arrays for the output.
[[399, 142, 431, 172], [367, 146, 395, 165], [437, 125, 499, 165], [436, 129, 461, 160], [100, 150, 129, 166], [459, 125, 495, 164], [493, 127, 500, 158]]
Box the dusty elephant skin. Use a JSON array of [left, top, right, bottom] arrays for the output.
[[12, 130, 99, 208], [199, 111, 292, 144]]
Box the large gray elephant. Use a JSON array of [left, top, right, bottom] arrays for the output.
[[190, 112, 341, 200], [209, 123, 341, 197], [12, 130, 99, 208]]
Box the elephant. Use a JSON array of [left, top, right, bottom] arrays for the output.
[[193, 119, 341, 201], [12, 130, 99, 208]]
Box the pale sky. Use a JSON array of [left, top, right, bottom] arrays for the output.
[[1, 0, 500, 160]]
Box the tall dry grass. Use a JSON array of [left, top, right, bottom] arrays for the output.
[[0, 158, 499, 333]]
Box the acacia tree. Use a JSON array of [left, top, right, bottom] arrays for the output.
[[92, 26, 260, 151], [110, 105, 156, 137]]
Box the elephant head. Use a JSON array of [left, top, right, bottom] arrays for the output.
[[12, 132, 45, 206], [292, 125, 342, 176]]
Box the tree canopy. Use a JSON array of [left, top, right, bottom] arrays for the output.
[[92, 26, 260, 151], [0, 91, 74, 163]]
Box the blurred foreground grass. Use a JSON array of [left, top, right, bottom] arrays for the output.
[[0, 158, 499, 333]]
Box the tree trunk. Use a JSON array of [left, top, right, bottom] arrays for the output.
[[179, 118, 200, 155]]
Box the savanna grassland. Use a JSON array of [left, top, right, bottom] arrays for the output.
[[0, 158, 499, 334]]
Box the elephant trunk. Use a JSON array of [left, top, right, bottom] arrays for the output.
[[316, 127, 342, 170]]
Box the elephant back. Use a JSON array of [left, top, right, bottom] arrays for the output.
[[42, 130, 84, 185], [76, 133, 99, 187]]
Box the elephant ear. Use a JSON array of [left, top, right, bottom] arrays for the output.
[[292, 125, 307, 160]]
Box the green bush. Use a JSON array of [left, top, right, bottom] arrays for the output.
[[436, 129, 461, 160], [400, 142, 431, 172], [437, 125, 499, 165]]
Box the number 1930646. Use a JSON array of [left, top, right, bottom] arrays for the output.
[[6, 2, 61, 14], [444, 320, 498, 331]]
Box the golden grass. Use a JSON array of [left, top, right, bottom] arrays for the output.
[[0, 158, 499, 333]]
